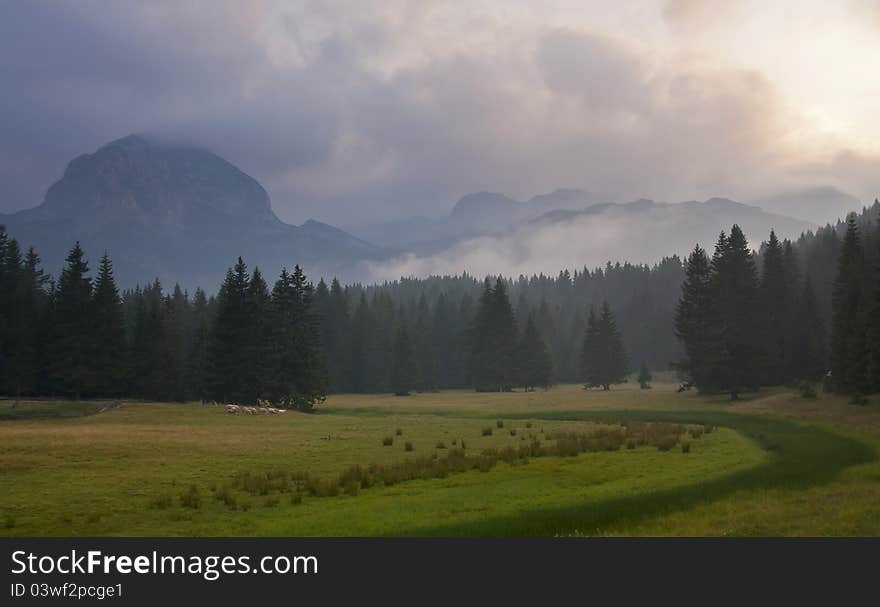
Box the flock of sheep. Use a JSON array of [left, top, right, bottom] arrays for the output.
[[222, 400, 287, 415]]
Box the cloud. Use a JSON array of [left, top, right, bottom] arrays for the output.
[[0, 1, 877, 229]]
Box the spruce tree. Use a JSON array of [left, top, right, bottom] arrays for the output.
[[866, 238, 880, 392], [91, 253, 126, 396], [390, 326, 416, 395], [50, 243, 94, 399], [709, 225, 762, 399], [469, 278, 518, 391], [187, 288, 211, 402], [829, 215, 867, 393], [674, 244, 716, 390], [760, 230, 787, 385], [791, 277, 827, 382], [581, 301, 628, 390], [263, 266, 327, 410], [350, 293, 372, 393], [515, 315, 554, 390], [207, 258, 252, 403]]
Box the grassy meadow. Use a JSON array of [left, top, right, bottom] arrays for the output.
[[1, 383, 878, 536]]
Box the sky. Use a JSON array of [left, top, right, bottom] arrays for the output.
[[1, 0, 879, 228]]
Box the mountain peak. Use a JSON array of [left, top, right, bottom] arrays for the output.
[[43, 134, 277, 224]]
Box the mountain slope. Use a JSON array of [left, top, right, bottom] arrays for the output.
[[1, 135, 379, 289]]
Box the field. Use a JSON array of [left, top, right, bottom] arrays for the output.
[[1, 383, 879, 536]]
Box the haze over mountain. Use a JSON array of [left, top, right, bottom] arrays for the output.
[[0, 135, 853, 290], [0, 135, 378, 289], [361, 194, 817, 281], [753, 186, 864, 226]]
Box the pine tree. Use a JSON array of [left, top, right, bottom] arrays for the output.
[[50, 243, 94, 399], [709, 225, 762, 399], [760, 230, 787, 385], [674, 244, 714, 390], [187, 288, 211, 402], [830, 215, 867, 393], [515, 315, 554, 390], [791, 277, 827, 381], [469, 278, 518, 391], [413, 294, 436, 391], [581, 301, 628, 390], [316, 278, 351, 393], [90, 253, 126, 396], [263, 266, 326, 410], [390, 326, 416, 395], [207, 258, 252, 403], [350, 293, 372, 393], [638, 361, 652, 389], [865, 237, 880, 392]]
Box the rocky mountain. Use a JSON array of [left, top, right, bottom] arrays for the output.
[[0, 135, 379, 289], [754, 186, 863, 226]]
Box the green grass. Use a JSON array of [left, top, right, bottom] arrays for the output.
[[1, 384, 878, 536], [0, 400, 112, 420]]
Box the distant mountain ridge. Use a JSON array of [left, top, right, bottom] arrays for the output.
[[356, 188, 818, 256], [754, 186, 863, 226], [0, 135, 379, 289]]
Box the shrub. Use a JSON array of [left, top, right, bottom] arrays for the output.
[[149, 493, 173, 510], [681, 442, 691, 454], [263, 496, 280, 508], [179, 484, 201, 509], [655, 436, 678, 452], [404, 441, 414, 452], [525, 422, 533, 429], [290, 492, 303, 505], [509, 428, 517, 436], [213, 486, 238, 510], [799, 382, 818, 399], [689, 427, 704, 439], [482, 427, 493, 436], [396, 428, 403, 436], [703, 424, 714, 434], [496, 419, 504, 428], [436, 441, 447, 449], [382, 436, 394, 446], [626, 440, 636, 450], [451, 438, 457, 446], [849, 393, 869, 406], [343, 481, 360, 496]]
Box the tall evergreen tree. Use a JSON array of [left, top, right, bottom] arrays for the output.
[[263, 266, 327, 410], [791, 277, 827, 382], [709, 225, 762, 399], [515, 315, 554, 390], [581, 301, 628, 390], [207, 258, 252, 403], [50, 243, 94, 398], [829, 215, 867, 393], [760, 230, 787, 385], [390, 326, 416, 396], [469, 278, 518, 391], [674, 244, 713, 389], [187, 288, 211, 402], [91, 253, 126, 396]]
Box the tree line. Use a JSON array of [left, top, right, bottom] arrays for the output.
[[674, 202, 880, 399], [2, 198, 877, 403]]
